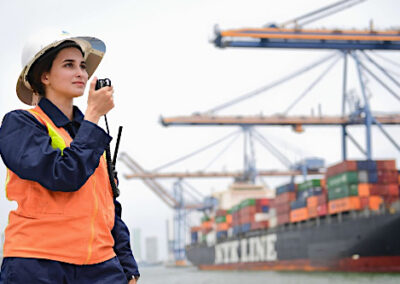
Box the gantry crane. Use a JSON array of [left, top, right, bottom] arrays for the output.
[[122, 0, 400, 264]]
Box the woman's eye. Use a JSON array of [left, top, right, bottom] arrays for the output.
[[80, 64, 87, 70], [65, 63, 73, 67]]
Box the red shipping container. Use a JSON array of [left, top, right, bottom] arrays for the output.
[[317, 194, 328, 205], [277, 213, 290, 225], [360, 196, 369, 209], [275, 203, 291, 214], [256, 198, 270, 206], [326, 160, 357, 178], [250, 220, 269, 230], [317, 204, 328, 216], [216, 209, 227, 217], [376, 160, 396, 171], [369, 184, 389, 196], [275, 192, 296, 205], [377, 170, 398, 184], [388, 184, 400, 196]]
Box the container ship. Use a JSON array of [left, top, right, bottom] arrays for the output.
[[186, 159, 400, 272]]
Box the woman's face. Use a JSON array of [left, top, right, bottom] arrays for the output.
[[41, 47, 88, 100]]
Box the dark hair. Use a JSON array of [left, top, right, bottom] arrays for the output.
[[26, 40, 85, 96]]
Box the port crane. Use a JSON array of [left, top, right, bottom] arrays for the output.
[[121, 0, 400, 264]]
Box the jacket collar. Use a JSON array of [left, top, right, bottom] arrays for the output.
[[38, 98, 84, 128]]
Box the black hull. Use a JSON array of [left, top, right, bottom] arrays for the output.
[[186, 211, 400, 272]]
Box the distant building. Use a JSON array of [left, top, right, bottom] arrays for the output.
[[131, 228, 142, 262], [145, 236, 158, 264]]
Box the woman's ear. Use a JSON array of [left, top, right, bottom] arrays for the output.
[[41, 72, 50, 86]]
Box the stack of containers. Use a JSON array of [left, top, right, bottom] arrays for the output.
[[275, 183, 296, 225], [326, 161, 361, 214], [291, 179, 324, 222], [200, 216, 213, 242], [326, 160, 399, 214], [215, 209, 231, 241], [357, 160, 399, 209], [251, 198, 271, 230], [190, 226, 201, 244], [304, 179, 327, 218], [231, 204, 241, 236], [239, 199, 256, 233]]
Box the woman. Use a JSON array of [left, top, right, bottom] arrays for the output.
[[0, 31, 139, 283]]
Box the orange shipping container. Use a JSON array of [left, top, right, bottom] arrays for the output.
[[369, 196, 383, 211], [201, 221, 213, 229], [328, 196, 361, 214], [226, 214, 232, 225], [216, 222, 229, 232], [308, 206, 318, 218], [290, 207, 309, 223], [307, 196, 318, 208], [358, 184, 371, 197]]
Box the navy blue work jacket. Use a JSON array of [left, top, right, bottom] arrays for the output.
[[0, 98, 139, 280]]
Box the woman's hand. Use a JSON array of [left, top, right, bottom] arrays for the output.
[[84, 77, 115, 124], [128, 278, 137, 284]]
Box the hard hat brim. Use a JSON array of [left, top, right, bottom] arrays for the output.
[[16, 36, 106, 105]]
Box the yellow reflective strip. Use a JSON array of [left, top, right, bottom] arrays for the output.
[[27, 110, 67, 155], [85, 176, 98, 264], [4, 169, 11, 201], [45, 122, 67, 155]]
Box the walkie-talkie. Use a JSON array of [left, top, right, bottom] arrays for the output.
[[95, 78, 122, 198]]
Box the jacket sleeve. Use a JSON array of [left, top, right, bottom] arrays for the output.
[[0, 110, 111, 192], [112, 199, 140, 280]]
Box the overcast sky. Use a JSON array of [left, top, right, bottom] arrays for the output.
[[1, 0, 400, 261]]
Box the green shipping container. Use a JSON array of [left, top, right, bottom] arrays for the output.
[[327, 171, 358, 188], [328, 184, 358, 200], [240, 198, 256, 209], [298, 179, 321, 191], [215, 216, 226, 223], [201, 216, 210, 223], [231, 204, 240, 213]]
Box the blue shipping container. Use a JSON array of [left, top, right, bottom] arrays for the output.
[[216, 231, 228, 240], [276, 183, 296, 195], [357, 160, 377, 171], [291, 198, 307, 210], [241, 223, 251, 233], [308, 187, 323, 196], [233, 226, 241, 235]]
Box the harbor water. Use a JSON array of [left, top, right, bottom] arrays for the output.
[[139, 265, 400, 284]]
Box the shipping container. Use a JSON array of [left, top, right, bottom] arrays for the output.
[[327, 171, 358, 188], [376, 160, 396, 170], [291, 198, 307, 210], [328, 196, 361, 214], [298, 179, 321, 191], [275, 191, 296, 204], [308, 206, 318, 218], [369, 196, 383, 211], [240, 198, 256, 209], [357, 160, 377, 171], [254, 213, 269, 222], [317, 203, 328, 216], [276, 183, 296, 195], [326, 160, 357, 177], [358, 170, 378, 184], [251, 220, 269, 230], [290, 207, 308, 222], [328, 184, 358, 200]]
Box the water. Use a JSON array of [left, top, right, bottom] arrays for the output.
[[139, 265, 400, 284]]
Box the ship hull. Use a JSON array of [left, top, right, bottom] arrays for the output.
[[186, 211, 400, 272]]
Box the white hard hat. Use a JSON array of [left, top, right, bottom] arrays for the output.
[[16, 29, 106, 105]]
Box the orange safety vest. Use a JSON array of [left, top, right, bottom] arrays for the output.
[[3, 105, 116, 265]]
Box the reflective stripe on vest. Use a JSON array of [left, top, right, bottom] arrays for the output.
[[28, 110, 67, 155], [3, 105, 115, 265]]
